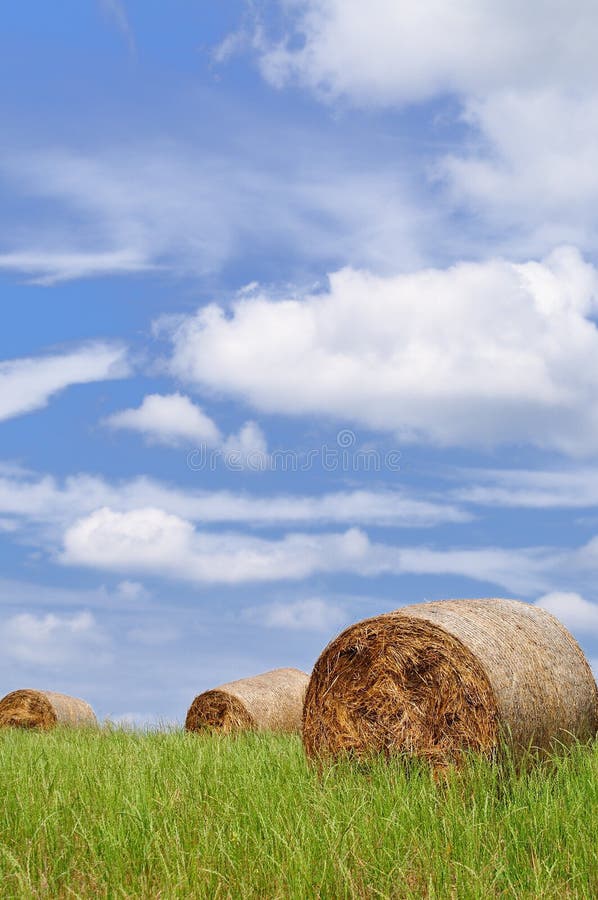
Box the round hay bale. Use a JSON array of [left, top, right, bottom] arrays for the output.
[[0, 689, 97, 730], [185, 667, 310, 734], [303, 598, 598, 765]]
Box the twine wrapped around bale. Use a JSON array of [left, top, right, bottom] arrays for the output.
[[185, 667, 310, 734], [0, 689, 97, 730], [303, 599, 598, 766]]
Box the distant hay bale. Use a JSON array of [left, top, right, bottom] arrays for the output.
[[303, 599, 598, 766], [0, 689, 97, 730], [185, 667, 310, 734]]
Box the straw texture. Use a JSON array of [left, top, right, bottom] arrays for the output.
[[0, 689, 97, 730], [185, 668, 310, 733], [303, 599, 598, 765]]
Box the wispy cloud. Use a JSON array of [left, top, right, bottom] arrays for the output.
[[242, 597, 346, 631], [251, 3, 598, 260], [98, 0, 136, 58], [0, 575, 152, 613], [0, 142, 427, 283], [0, 250, 154, 285], [0, 465, 470, 533], [439, 90, 598, 258], [454, 466, 598, 509], [0, 610, 110, 668], [535, 591, 598, 637], [0, 343, 130, 423]]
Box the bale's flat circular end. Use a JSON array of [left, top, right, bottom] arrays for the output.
[[0, 690, 57, 730], [185, 690, 256, 733], [303, 614, 499, 764]]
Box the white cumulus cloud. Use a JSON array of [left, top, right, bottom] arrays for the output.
[[59, 506, 551, 593], [104, 392, 269, 468], [61, 507, 377, 584], [256, 0, 598, 105], [105, 393, 222, 447], [166, 247, 598, 455]]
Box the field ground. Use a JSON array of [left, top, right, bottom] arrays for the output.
[[0, 728, 596, 898]]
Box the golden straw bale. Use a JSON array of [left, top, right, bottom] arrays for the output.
[[185, 667, 310, 733], [0, 689, 97, 730], [303, 598, 598, 765]]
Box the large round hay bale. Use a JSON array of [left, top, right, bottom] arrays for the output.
[[0, 689, 97, 730], [185, 667, 310, 734], [303, 599, 598, 765]]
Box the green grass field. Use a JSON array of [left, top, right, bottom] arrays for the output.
[[0, 729, 596, 898]]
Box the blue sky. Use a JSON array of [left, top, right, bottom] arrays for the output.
[[2, 0, 598, 725]]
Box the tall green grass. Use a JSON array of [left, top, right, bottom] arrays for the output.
[[0, 728, 596, 898]]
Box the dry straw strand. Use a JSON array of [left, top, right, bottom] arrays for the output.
[[302, 598, 598, 766], [185, 667, 310, 734], [0, 689, 97, 730]]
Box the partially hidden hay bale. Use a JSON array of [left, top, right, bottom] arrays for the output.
[[303, 599, 598, 766], [185, 667, 310, 734], [0, 689, 97, 730]]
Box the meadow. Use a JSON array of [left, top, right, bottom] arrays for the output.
[[0, 728, 596, 898]]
